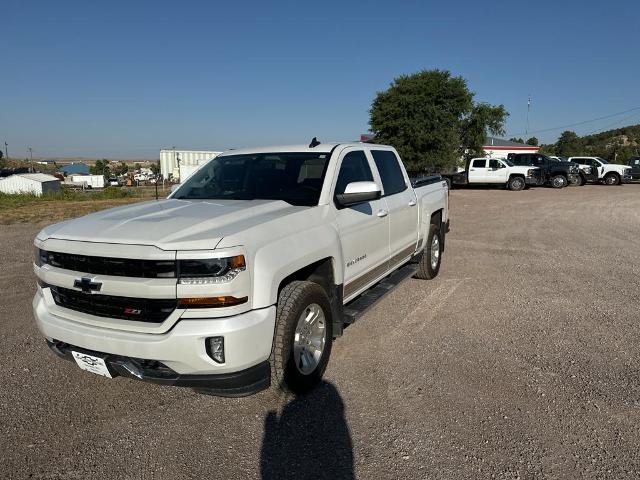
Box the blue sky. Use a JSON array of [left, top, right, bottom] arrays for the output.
[[2, 0, 639, 159]]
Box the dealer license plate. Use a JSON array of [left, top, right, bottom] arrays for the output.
[[71, 351, 112, 378]]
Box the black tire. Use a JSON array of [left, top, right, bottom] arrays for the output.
[[550, 174, 568, 188], [604, 173, 620, 185], [414, 224, 442, 280], [508, 176, 526, 191], [270, 281, 333, 394], [569, 175, 584, 186]]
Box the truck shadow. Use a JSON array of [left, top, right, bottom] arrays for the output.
[[260, 381, 354, 480]]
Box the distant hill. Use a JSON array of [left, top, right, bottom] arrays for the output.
[[542, 124, 640, 164]]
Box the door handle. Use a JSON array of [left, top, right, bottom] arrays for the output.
[[377, 209, 388, 218], [408, 199, 416, 207]]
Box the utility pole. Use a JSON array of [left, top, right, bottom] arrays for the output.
[[4, 142, 8, 160], [172, 146, 176, 181], [155, 158, 159, 200], [28, 147, 33, 172], [525, 96, 531, 139]]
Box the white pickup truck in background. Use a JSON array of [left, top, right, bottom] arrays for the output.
[[441, 157, 542, 190], [565, 156, 633, 185], [33, 141, 449, 396]]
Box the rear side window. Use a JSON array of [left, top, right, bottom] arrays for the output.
[[472, 159, 486, 168], [335, 151, 374, 195], [371, 150, 407, 196]]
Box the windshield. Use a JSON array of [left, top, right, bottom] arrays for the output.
[[503, 159, 514, 167], [172, 152, 330, 206], [596, 157, 608, 164]]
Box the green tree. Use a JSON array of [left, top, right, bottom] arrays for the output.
[[112, 161, 128, 176], [526, 137, 539, 146], [134, 162, 142, 172], [90, 159, 111, 178], [509, 137, 525, 144], [150, 161, 160, 175], [369, 69, 508, 174], [555, 131, 582, 156]]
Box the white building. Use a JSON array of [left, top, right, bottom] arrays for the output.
[[483, 137, 540, 159], [159, 149, 222, 180], [0, 173, 61, 196], [69, 174, 105, 189]]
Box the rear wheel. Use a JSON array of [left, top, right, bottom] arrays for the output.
[[604, 173, 620, 185], [270, 281, 333, 394], [414, 224, 442, 280], [508, 176, 525, 191], [551, 175, 568, 188]]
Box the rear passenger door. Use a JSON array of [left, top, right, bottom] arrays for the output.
[[370, 149, 418, 268], [333, 148, 390, 300], [468, 158, 488, 183]]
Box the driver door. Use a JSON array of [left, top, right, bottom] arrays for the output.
[[333, 148, 390, 301], [485, 159, 509, 183]]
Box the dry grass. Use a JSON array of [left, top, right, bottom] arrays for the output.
[[0, 186, 166, 225]]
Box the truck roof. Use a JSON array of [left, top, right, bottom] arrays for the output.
[[217, 142, 391, 156]]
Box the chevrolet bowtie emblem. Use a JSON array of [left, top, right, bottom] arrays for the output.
[[73, 277, 102, 293]]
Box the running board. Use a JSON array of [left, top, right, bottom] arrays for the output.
[[343, 263, 418, 326]]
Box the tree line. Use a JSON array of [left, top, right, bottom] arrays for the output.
[[541, 126, 640, 164]]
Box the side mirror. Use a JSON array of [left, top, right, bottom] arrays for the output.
[[335, 181, 381, 207]]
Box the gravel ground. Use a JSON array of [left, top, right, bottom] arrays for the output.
[[1, 184, 640, 479]]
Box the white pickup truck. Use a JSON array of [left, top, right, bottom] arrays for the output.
[[33, 141, 449, 396], [565, 156, 633, 185], [441, 157, 542, 190]]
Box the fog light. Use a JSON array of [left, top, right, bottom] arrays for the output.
[[206, 336, 225, 363]]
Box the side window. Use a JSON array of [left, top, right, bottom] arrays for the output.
[[370, 150, 407, 196], [489, 159, 501, 169], [335, 151, 374, 195], [472, 159, 486, 168]]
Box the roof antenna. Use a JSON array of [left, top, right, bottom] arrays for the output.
[[309, 137, 321, 148]]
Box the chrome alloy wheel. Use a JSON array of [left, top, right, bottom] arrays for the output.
[[293, 303, 326, 375], [430, 234, 440, 270]]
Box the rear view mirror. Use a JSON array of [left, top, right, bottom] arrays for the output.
[[335, 181, 381, 207]]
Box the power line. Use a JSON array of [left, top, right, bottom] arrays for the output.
[[583, 111, 640, 137], [507, 106, 640, 137]]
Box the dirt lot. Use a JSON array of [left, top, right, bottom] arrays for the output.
[[1, 185, 640, 479]]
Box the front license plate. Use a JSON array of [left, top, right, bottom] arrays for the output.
[[72, 351, 112, 378]]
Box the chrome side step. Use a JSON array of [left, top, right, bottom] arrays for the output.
[[342, 262, 418, 326]]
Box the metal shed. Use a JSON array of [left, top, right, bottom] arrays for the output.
[[0, 173, 61, 196], [159, 149, 222, 180]]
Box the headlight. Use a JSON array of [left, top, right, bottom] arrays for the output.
[[178, 255, 246, 285], [34, 248, 47, 267], [582, 166, 591, 174], [527, 169, 536, 176]]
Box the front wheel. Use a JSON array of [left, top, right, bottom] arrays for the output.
[[604, 173, 620, 185], [551, 175, 568, 188], [414, 224, 442, 280], [508, 176, 526, 191], [569, 175, 584, 186], [270, 281, 333, 394]]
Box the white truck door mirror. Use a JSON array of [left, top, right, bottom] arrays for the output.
[[335, 181, 381, 207]]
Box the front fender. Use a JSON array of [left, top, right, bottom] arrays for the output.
[[251, 224, 343, 309]]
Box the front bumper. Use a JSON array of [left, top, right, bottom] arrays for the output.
[[622, 174, 633, 184], [525, 176, 543, 186], [33, 289, 276, 396], [47, 340, 270, 396]]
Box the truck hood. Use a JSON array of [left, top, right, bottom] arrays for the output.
[[38, 199, 307, 251], [603, 164, 631, 174]]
